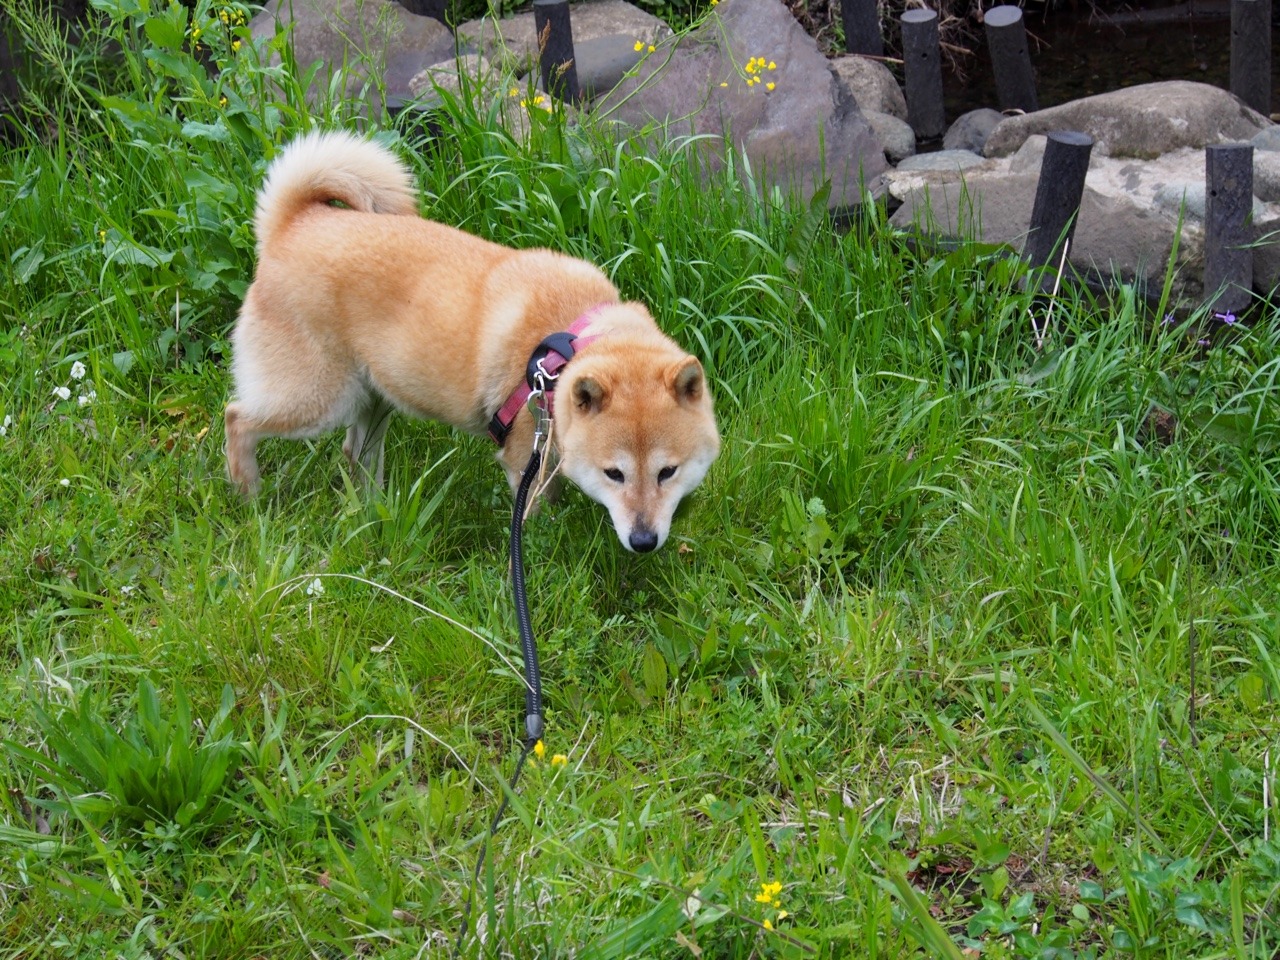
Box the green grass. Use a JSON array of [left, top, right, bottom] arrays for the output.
[[2, 1, 1280, 957]]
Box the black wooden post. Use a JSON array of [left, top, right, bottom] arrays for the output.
[[0, 10, 19, 143], [1024, 130, 1093, 285], [1205, 143, 1254, 314], [1230, 0, 1271, 116], [901, 8, 945, 140], [841, 0, 883, 57], [533, 0, 579, 102], [985, 5, 1038, 113], [397, 0, 448, 25]]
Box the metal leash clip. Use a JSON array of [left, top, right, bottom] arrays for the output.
[[527, 378, 551, 456]]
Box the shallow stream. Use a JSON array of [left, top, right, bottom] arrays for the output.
[[940, 9, 1278, 117]]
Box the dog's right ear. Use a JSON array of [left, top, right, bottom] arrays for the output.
[[572, 375, 610, 414]]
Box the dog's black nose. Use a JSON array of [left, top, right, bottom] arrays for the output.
[[629, 528, 659, 553]]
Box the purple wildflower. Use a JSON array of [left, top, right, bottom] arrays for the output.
[[1214, 311, 1238, 326], [1162, 313, 1175, 326]]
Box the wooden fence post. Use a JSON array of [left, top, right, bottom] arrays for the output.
[[1025, 131, 1093, 287], [901, 8, 945, 140], [533, 0, 579, 102], [1205, 143, 1255, 314], [1230, 0, 1271, 116], [985, 5, 1038, 113], [841, 0, 883, 57]]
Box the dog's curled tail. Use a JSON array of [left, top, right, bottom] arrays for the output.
[[254, 130, 418, 254]]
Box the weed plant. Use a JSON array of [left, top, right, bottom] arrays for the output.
[[1, 0, 1279, 956]]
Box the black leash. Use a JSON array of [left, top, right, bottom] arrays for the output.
[[453, 437, 547, 956]]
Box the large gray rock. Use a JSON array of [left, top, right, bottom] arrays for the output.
[[455, 0, 670, 76], [409, 53, 500, 101], [597, 0, 886, 208], [547, 34, 645, 100], [1008, 134, 1047, 174], [984, 81, 1273, 159], [250, 0, 455, 103], [830, 54, 907, 121], [1254, 215, 1280, 293], [1253, 127, 1280, 152], [1153, 181, 1269, 222], [890, 174, 1178, 290], [407, 54, 570, 142], [943, 108, 1004, 154], [895, 149, 988, 174], [1253, 151, 1280, 203], [866, 110, 915, 163]]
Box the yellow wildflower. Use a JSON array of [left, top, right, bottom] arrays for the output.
[[98, 229, 106, 242], [768, 61, 776, 70], [509, 86, 519, 97], [763, 919, 773, 930], [777, 910, 790, 921], [745, 60, 756, 74], [218, 95, 228, 108], [754, 880, 783, 907], [647, 44, 655, 52], [533, 739, 546, 760], [633, 40, 644, 52], [719, 81, 728, 87], [232, 39, 241, 51], [218, 9, 228, 21], [190, 25, 201, 39], [766, 81, 775, 91], [551, 754, 568, 766]]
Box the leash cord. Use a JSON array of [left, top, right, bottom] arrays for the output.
[[453, 446, 546, 957], [511, 448, 545, 745]]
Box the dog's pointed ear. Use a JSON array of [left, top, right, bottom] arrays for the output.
[[666, 357, 705, 406], [572, 374, 610, 414]]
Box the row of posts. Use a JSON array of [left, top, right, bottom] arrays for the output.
[[838, 0, 1268, 314], [841, 0, 1273, 140], [1025, 135, 1255, 314]]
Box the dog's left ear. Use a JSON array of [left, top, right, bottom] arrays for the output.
[[666, 357, 705, 406], [573, 374, 610, 414]]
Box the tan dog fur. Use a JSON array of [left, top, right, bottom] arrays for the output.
[[224, 131, 720, 552]]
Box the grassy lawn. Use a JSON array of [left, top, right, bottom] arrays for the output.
[[2, 1, 1279, 957]]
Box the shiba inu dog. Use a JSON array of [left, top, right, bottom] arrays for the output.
[[224, 131, 720, 552]]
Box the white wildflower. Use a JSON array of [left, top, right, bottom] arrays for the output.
[[305, 577, 324, 596], [52, 386, 71, 402], [58, 478, 70, 487], [0, 415, 9, 437], [70, 360, 86, 381], [77, 390, 97, 408]]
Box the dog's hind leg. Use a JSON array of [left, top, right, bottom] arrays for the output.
[[343, 396, 394, 489], [226, 303, 366, 495]]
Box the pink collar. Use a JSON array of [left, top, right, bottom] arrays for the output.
[[487, 308, 606, 447]]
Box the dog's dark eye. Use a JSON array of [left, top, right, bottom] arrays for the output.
[[604, 468, 625, 483], [657, 465, 678, 484]]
